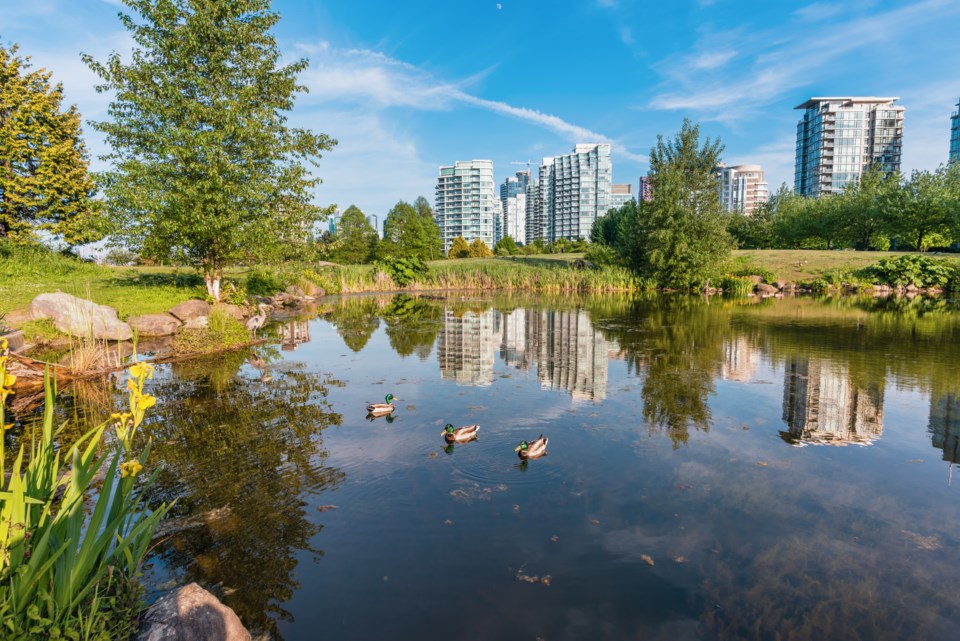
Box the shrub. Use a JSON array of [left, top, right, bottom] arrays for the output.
[[174, 308, 250, 354], [468, 239, 493, 258], [448, 236, 470, 259], [860, 255, 954, 288], [245, 268, 286, 297], [720, 275, 754, 297], [373, 256, 429, 288]]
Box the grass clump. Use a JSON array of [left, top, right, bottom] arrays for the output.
[[174, 308, 250, 355], [719, 275, 754, 297], [0, 347, 171, 640], [17, 318, 64, 345]]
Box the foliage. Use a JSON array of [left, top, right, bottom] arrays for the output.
[[373, 256, 428, 288], [377, 198, 441, 261], [245, 268, 287, 297], [467, 239, 493, 258], [0, 352, 170, 640], [0, 43, 105, 246], [629, 120, 734, 288], [494, 236, 519, 256], [104, 248, 137, 266], [859, 254, 956, 288], [330, 206, 377, 265], [84, 0, 337, 300], [17, 319, 63, 345], [174, 308, 250, 355], [891, 166, 957, 252], [719, 275, 754, 297], [448, 236, 470, 259]]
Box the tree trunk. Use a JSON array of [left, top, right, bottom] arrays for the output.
[[204, 271, 222, 302], [917, 232, 925, 253]]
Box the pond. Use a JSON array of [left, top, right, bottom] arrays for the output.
[[14, 293, 960, 641]]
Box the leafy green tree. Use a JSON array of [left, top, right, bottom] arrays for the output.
[[836, 165, 898, 250], [893, 167, 955, 251], [448, 236, 470, 258], [494, 235, 518, 256], [378, 198, 441, 261], [84, 0, 336, 300], [468, 239, 493, 258], [331, 205, 377, 264], [628, 119, 733, 288], [727, 204, 777, 249], [0, 43, 104, 245]]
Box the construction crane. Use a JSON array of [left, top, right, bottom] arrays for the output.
[[510, 160, 535, 179]]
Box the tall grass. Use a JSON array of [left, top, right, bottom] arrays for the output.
[[0, 346, 171, 639], [303, 260, 653, 294]]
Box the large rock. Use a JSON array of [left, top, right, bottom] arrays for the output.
[[755, 283, 779, 297], [215, 304, 247, 320], [169, 300, 212, 322], [129, 313, 181, 337], [30, 293, 133, 341], [137, 583, 251, 641]]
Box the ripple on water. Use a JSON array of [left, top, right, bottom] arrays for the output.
[[446, 429, 563, 488]]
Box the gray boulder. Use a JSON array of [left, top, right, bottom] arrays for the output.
[[169, 300, 212, 322], [30, 293, 133, 341], [216, 304, 247, 320], [755, 283, 779, 297], [129, 313, 181, 337], [137, 583, 251, 641], [182, 316, 209, 330]]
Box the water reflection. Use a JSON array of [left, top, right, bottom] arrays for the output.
[[781, 356, 884, 446], [929, 392, 960, 466]]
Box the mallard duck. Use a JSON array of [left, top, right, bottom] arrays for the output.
[[515, 435, 548, 460], [366, 393, 397, 416], [441, 423, 480, 443]]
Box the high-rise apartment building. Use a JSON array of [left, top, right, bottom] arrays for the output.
[[794, 97, 904, 198], [950, 98, 960, 164], [535, 144, 612, 242], [435, 160, 497, 253], [639, 175, 653, 202], [715, 164, 769, 215], [499, 171, 530, 244], [610, 184, 634, 210], [526, 159, 553, 244]]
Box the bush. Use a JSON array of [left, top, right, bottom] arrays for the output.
[[245, 268, 287, 297], [584, 244, 622, 267], [174, 308, 250, 354], [373, 256, 429, 288], [468, 239, 493, 258], [860, 255, 955, 288], [448, 236, 470, 259]]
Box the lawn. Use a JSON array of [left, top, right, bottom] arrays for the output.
[[732, 249, 960, 283]]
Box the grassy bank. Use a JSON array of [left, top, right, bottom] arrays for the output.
[[732, 249, 960, 283]]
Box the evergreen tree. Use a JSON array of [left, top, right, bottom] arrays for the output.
[[448, 236, 470, 259], [331, 205, 377, 264], [84, 0, 336, 300], [468, 239, 493, 258], [629, 120, 733, 288], [0, 43, 104, 245], [379, 198, 441, 261]]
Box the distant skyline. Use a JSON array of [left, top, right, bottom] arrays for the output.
[[3, 0, 960, 219]]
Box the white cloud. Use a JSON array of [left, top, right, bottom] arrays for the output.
[[620, 27, 635, 46], [689, 50, 736, 70], [792, 2, 844, 22]]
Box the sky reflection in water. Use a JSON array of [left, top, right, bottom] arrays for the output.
[[56, 294, 960, 640]]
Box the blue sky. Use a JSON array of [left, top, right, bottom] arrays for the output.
[[4, 0, 960, 222]]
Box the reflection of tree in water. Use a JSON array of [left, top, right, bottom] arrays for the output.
[[599, 297, 730, 447], [325, 296, 383, 351], [380, 294, 443, 359], [143, 351, 344, 638]]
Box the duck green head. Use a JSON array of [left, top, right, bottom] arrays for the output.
[[385, 394, 395, 403], [444, 424, 455, 434], [514, 440, 529, 452]]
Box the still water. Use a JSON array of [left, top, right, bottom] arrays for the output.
[[28, 294, 960, 640]]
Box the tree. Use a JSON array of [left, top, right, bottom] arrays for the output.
[[836, 165, 898, 250], [494, 235, 518, 256], [378, 197, 441, 261], [330, 205, 377, 264], [84, 0, 336, 300], [893, 167, 955, 251], [628, 120, 733, 288], [448, 236, 470, 259], [468, 239, 493, 258], [0, 43, 104, 245]]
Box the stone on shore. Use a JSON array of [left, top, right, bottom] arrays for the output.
[[130, 313, 182, 337], [755, 283, 779, 297], [169, 300, 212, 322], [30, 292, 133, 341], [216, 304, 247, 320], [137, 582, 251, 641]]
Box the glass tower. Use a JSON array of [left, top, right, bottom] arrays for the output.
[[950, 98, 960, 164], [794, 97, 904, 198], [435, 160, 496, 253], [538, 144, 612, 242]]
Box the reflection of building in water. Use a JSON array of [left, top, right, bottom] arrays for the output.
[[781, 357, 883, 446], [721, 337, 759, 382], [279, 319, 311, 351], [437, 310, 497, 386], [526, 309, 609, 401], [928, 393, 960, 464], [499, 309, 529, 370]]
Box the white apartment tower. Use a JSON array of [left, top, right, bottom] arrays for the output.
[[794, 97, 904, 198], [716, 164, 769, 215], [545, 144, 612, 241], [610, 184, 634, 210], [435, 160, 497, 253]]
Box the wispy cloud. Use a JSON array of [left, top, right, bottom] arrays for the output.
[[649, 0, 960, 120], [792, 2, 844, 23], [299, 45, 645, 162], [690, 50, 736, 70]]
